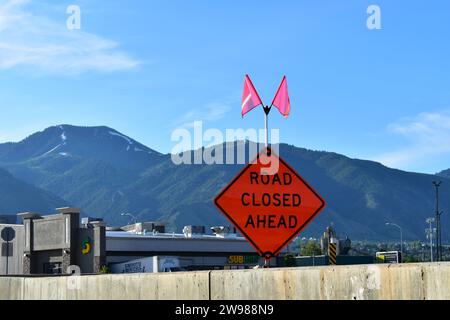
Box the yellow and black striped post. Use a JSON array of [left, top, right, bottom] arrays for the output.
[[328, 243, 337, 265]]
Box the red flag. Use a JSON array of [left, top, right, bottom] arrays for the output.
[[271, 76, 290, 118], [241, 74, 263, 117]]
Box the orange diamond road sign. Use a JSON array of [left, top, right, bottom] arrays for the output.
[[214, 147, 325, 259]]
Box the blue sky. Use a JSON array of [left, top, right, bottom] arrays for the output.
[[1, 0, 450, 174]]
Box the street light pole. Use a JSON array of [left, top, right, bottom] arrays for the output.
[[426, 217, 435, 262], [386, 222, 403, 263], [421, 243, 425, 262], [432, 181, 442, 261], [121, 212, 137, 224]]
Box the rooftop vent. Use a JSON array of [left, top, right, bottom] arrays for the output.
[[122, 222, 165, 234], [81, 217, 103, 228], [182, 225, 206, 237], [106, 226, 123, 231], [210, 226, 237, 238]]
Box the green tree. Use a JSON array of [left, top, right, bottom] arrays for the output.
[[403, 255, 419, 263], [300, 241, 322, 256], [99, 265, 110, 274], [411, 241, 422, 251]]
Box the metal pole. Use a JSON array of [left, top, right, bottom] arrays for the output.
[[265, 111, 268, 148], [433, 181, 442, 261], [5, 239, 9, 276], [263, 106, 271, 149], [400, 228, 403, 263], [430, 224, 434, 262], [121, 212, 137, 224], [430, 230, 433, 262], [436, 184, 440, 261], [386, 222, 403, 263], [439, 220, 442, 261], [426, 217, 434, 262]]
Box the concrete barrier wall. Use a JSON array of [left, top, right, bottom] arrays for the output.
[[0, 271, 210, 300], [1, 262, 449, 300]]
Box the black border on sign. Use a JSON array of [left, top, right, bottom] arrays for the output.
[[213, 147, 326, 259]]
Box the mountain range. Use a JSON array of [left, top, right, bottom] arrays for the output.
[[0, 167, 67, 215], [0, 124, 449, 241]]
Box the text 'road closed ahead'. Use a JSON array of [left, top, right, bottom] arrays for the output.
[[242, 172, 300, 229]]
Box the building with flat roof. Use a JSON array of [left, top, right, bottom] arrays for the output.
[[105, 228, 267, 271], [1, 208, 278, 275]]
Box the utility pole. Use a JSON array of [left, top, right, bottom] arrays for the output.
[[426, 217, 435, 262], [421, 243, 425, 262], [432, 181, 442, 261], [386, 222, 403, 263]]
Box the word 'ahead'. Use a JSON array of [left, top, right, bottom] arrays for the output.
[[214, 147, 325, 259]]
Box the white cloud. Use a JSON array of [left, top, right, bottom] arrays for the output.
[[0, 0, 139, 74], [174, 102, 230, 128], [373, 110, 450, 168]]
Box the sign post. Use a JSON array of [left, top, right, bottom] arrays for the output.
[[1, 227, 15, 275], [263, 106, 271, 148], [221, 75, 325, 264]]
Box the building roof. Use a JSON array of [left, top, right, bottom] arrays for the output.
[[106, 230, 245, 241], [105, 231, 257, 255]]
